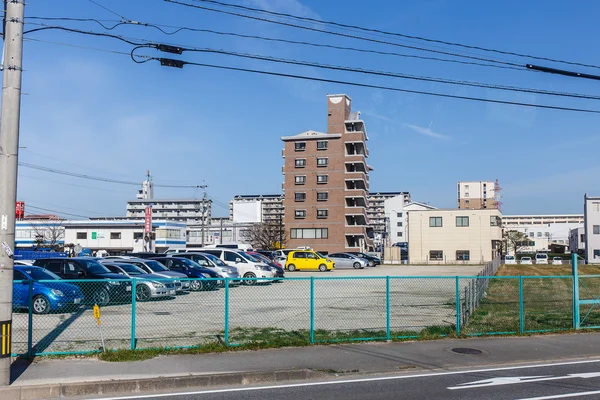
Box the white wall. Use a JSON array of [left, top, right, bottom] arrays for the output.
[[384, 195, 406, 244], [232, 201, 262, 223], [584, 196, 600, 264]]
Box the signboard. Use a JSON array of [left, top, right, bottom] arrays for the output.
[[91, 232, 97, 240], [93, 305, 101, 321], [144, 206, 152, 234], [15, 201, 24, 220]]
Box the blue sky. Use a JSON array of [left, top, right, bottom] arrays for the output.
[[13, 0, 600, 218]]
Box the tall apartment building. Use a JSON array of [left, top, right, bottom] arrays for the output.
[[281, 94, 374, 252], [126, 199, 212, 225], [584, 194, 600, 264], [229, 194, 284, 224], [457, 180, 500, 210], [367, 192, 411, 241]]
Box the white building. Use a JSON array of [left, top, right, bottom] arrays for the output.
[[569, 227, 585, 255], [126, 198, 212, 225], [503, 214, 584, 253], [187, 218, 256, 248], [229, 194, 284, 224], [367, 192, 411, 247], [384, 201, 437, 246], [458, 180, 499, 210], [16, 220, 65, 249], [584, 194, 600, 264], [408, 209, 503, 264]]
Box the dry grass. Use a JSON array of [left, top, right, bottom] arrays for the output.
[[497, 264, 600, 276]]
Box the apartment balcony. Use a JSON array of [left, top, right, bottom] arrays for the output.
[[345, 188, 368, 198], [345, 207, 367, 220], [345, 197, 367, 208], [345, 172, 368, 184], [345, 142, 368, 158], [345, 153, 366, 164], [345, 225, 367, 236], [345, 161, 368, 174]]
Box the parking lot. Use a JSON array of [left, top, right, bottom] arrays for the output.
[[11, 264, 485, 355]]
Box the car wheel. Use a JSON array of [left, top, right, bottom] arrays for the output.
[[93, 288, 110, 306], [190, 280, 203, 291], [32, 295, 50, 314], [244, 272, 256, 285], [368, 261, 375, 267], [287, 264, 296, 272], [353, 262, 361, 269], [318, 264, 327, 272], [136, 284, 151, 302]]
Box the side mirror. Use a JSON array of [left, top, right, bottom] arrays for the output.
[[235, 258, 242, 263]]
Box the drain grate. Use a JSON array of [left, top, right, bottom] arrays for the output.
[[451, 347, 482, 355]]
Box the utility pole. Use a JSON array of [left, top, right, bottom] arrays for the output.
[[200, 184, 208, 247], [219, 218, 223, 245], [0, 0, 25, 386]]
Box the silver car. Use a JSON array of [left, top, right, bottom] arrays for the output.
[[104, 263, 177, 301], [327, 253, 369, 269], [100, 258, 190, 293], [171, 252, 241, 285]]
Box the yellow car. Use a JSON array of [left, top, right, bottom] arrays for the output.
[[286, 250, 335, 272]]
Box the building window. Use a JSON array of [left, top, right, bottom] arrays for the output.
[[397, 222, 403, 227], [317, 192, 328, 201], [594, 225, 600, 235], [429, 250, 443, 261], [581, 234, 585, 242], [133, 232, 143, 240], [317, 209, 328, 219], [397, 232, 403, 237], [316, 140, 328, 150], [317, 175, 329, 184], [110, 232, 121, 240], [397, 212, 402, 218], [295, 192, 306, 202], [317, 158, 328, 167], [456, 216, 469, 227], [537, 232, 542, 237], [295, 210, 306, 219], [290, 228, 328, 239], [429, 217, 442, 227], [295, 142, 306, 151], [529, 232, 535, 237], [76, 232, 87, 239], [490, 216, 501, 226], [465, 184, 469, 190], [464, 192, 470, 197], [593, 202, 600, 212], [295, 175, 306, 185], [456, 250, 470, 261], [295, 159, 306, 168]]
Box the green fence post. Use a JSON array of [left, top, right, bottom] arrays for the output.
[[27, 279, 33, 358], [519, 276, 524, 334], [572, 253, 580, 329], [455, 276, 461, 336], [386, 276, 391, 341], [310, 277, 315, 344], [131, 278, 136, 350], [224, 278, 230, 346]]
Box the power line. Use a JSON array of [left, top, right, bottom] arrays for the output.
[[23, 16, 524, 71], [25, 204, 91, 219], [23, 23, 148, 46], [163, 0, 525, 69], [190, 0, 600, 70], [19, 174, 132, 194], [147, 57, 600, 114], [87, 0, 128, 20]]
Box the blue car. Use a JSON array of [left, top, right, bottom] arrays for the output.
[[151, 257, 221, 291], [13, 266, 84, 314]]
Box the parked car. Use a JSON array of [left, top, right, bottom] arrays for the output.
[[196, 248, 275, 285], [151, 256, 221, 291], [328, 253, 369, 269], [13, 266, 84, 314], [247, 252, 285, 279], [504, 255, 517, 265], [345, 252, 381, 267], [171, 252, 241, 285], [535, 253, 549, 264], [552, 257, 563, 265], [285, 250, 334, 272], [103, 263, 177, 301], [100, 258, 190, 293], [255, 250, 276, 262], [273, 249, 295, 264], [124, 252, 163, 259], [33, 258, 132, 306], [520, 257, 533, 265]]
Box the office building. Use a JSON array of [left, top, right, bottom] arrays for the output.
[[126, 198, 212, 225], [458, 180, 500, 210], [584, 194, 600, 264]]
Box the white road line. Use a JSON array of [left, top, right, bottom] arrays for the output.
[[517, 390, 600, 399], [92, 358, 600, 400]]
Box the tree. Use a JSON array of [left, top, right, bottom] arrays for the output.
[[31, 222, 65, 251], [241, 222, 286, 250], [503, 230, 529, 255]]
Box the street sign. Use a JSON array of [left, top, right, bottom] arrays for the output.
[[144, 206, 152, 234], [93, 304, 100, 321]]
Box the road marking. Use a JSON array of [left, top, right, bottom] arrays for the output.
[[448, 372, 600, 389], [92, 358, 600, 400], [518, 390, 600, 399]]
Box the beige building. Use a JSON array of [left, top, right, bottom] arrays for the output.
[[457, 180, 500, 210], [281, 94, 374, 253], [408, 209, 503, 264]]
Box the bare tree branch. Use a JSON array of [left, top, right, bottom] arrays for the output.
[[30, 222, 64, 250], [241, 222, 286, 250]]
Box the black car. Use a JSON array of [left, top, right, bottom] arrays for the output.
[[255, 250, 276, 262], [124, 252, 162, 259], [346, 252, 381, 267], [33, 258, 132, 305], [150, 257, 221, 291]]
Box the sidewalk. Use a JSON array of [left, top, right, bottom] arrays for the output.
[[5, 333, 600, 398]]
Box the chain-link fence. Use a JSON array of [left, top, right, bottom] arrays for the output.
[[10, 269, 600, 356]]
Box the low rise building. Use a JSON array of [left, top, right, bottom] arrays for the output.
[[584, 194, 600, 264], [569, 227, 585, 255], [503, 214, 584, 253], [408, 209, 502, 264], [126, 198, 212, 225]]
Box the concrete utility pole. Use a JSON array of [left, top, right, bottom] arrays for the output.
[[0, 0, 25, 386], [200, 184, 208, 247]]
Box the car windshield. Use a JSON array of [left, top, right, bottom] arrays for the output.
[[115, 264, 145, 275], [21, 268, 61, 281], [144, 260, 169, 272], [314, 252, 325, 259], [506, 256, 514, 259], [241, 252, 260, 262], [252, 253, 270, 263], [79, 259, 111, 274], [203, 253, 227, 267], [178, 258, 203, 269]]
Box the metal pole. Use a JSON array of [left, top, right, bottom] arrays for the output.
[[224, 278, 229, 346], [572, 252, 580, 329], [455, 277, 461, 336], [219, 218, 223, 245], [519, 276, 524, 334], [0, 0, 25, 386], [310, 277, 315, 343], [27, 279, 33, 358], [131, 278, 137, 350], [385, 277, 390, 341]]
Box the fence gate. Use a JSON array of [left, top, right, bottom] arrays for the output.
[[572, 253, 600, 329]]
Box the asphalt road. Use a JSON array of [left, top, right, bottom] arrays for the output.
[[92, 359, 600, 400]]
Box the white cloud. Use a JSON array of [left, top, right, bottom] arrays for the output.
[[246, 0, 320, 18], [402, 123, 450, 140]]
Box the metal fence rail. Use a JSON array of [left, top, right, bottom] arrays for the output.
[[10, 268, 600, 356]]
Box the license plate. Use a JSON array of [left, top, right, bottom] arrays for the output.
[[169, 290, 176, 295], [74, 298, 81, 304], [126, 286, 132, 291]]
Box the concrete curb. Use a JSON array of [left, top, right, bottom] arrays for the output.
[[0, 369, 326, 399]]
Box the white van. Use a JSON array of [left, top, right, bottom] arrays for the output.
[[535, 253, 549, 264], [504, 255, 516, 265], [203, 243, 253, 251], [197, 248, 274, 285]]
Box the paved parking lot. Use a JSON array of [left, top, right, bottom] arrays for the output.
[[11, 264, 485, 355]]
